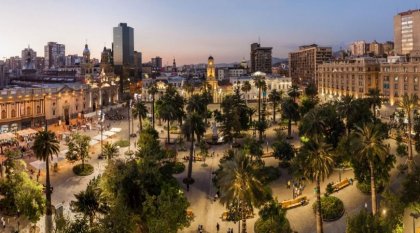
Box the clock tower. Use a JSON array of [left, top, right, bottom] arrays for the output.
[[206, 56, 218, 102]]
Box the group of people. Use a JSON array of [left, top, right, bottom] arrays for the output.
[[287, 178, 305, 199], [198, 222, 233, 233]]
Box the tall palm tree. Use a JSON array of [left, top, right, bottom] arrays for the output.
[[241, 81, 252, 101], [156, 98, 175, 144], [184, 112, 206, 191], [399, 93, 418, 174], [218, 152, 268, 233], [32, 131, 60, 233], [148, 83, 158, 129], [102, 142, 119, 162], [287, 85, 300, 102], [268, 89, 282, 123], [296, 137, 334, 233], [183, 82, 195, 98], [354, 123, 389, 215], [253, 76, 266, 123], [366, 88, 382, 118], [132, 100, 148, 133], [187, 94, 206, 116], [282, 98, 300, 138], [337, 95, 355, 135]]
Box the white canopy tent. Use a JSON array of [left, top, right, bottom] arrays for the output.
[[104, 131, 116, 137], [0, 132, 16, 141], [30, 160, 46, 170], [16, 128, 38, 137], [110, 128, 122, 133], [92, 134, 108, 141], [89, 139, 99, 146]]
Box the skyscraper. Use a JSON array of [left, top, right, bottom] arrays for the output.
[[113, 23, 134, 66], [394, 9, 420, 55], [21, 46, 37, 70], [44, 42, 65, 69], [250, 43, 272, 74]]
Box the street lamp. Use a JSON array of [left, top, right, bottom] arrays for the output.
[[410, 212, 420, 233]]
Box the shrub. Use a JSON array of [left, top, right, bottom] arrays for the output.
[[160, 162, 185, 176], [257, 166, 281, 184], [357, 181, 384, 194], [312, 196, 344, 221], [325, 183, 334, 196], [72, 164, 94, 176], [114, 140, 130, 148]]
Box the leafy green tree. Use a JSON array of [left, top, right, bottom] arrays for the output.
[[243, 136, 263, 161], [304, 82, 318, 99], [379, 190, 404, 232], [366, 88, 382, 119], [102, 142, 119, 162], [353, 123, 389, 215], [399, 93, 418, 174], [143, 185, 193, 233], [132, 100, 148, 133], [254, 200, 292, 233], [66, 133, 91, 169], [338, 97, 373, 135], [3, 149, 20, 178], [241, 81, 252, 101], [186, 94, 206, 116], [183, 81, 195, 98], [268, 89, 282, 122], [218, 152, 270, 233], [272, 131, 295, 162], [33, 130, 60, 233], [346, 209, 384, 233], [136, 127, 165, 164], [71, 177, 108, 226], [97, 204, 137, 233], [300, 96, 318, 117], [282, 98, 300, 138], [148, 83, 158, 129], [401, 166, 420, 205], [293, 137, 334, 233]]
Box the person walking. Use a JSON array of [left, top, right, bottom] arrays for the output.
[[287, 180, 291, 189], [216, 222, 220, 232]]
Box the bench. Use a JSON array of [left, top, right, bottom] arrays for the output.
[[262, 152, 273, 158], [186, 209, 193, 218], [280, 195, 308, 209], [221, 211, 254, 221], [194, 155, 204, 161], [332, 178, 350, 192]]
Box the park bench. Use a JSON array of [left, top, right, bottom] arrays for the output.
[[186, 209, 193, 218], [194, 155, 204, 161], [280, 195, 308, 209], [262, 152, 273, 158], [221, 211, 254, 221], [332, 178, 350, 192]]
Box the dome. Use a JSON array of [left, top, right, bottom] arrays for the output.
[[208, 55, 214, 60], [83, 44, 90, 54]]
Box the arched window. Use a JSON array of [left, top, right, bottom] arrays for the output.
[[37, 105, 41, 114], [26, 106, 31, 115], [11, 109, 16, 118], [1, 110, 6, 119]]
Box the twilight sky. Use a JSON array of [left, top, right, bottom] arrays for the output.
[[0, 0, 417, 65]]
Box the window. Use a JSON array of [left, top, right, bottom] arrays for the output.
[[52, 110, 56, 116], [37, 106, 41, 114], [11, 109, 16, 118], [1, 110, 6, 119], [26, 106, 31, 115]]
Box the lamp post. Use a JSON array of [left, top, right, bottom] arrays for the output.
[[99, 80, 104, 158], [410, 212, 419, 233]]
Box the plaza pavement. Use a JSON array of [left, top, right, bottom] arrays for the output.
[[4, 103, 419, 233]]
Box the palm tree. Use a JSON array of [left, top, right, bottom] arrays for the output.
[[268, 89, 282, 123], [296, 137, 334, 233], [366, 88, 382, 118], [183, 82, 195, 98], [354, 123, 389, 215], [148, 83, 158, 129], [287, 85, 300, 102], [253, 76, 266, 123], [337, 95, 355, 135], [282, 98, 300, 138], [70, 177, 108, 226], [399, 93, 418, 174], [184, 112, 206, 191], [132, 100, 148, 133], [218, 152, 268, 233], [103, 142, 119, 162], [187, 94, 206, 116], [156, 98, 175, 144], [241, 81, 252, 101], [65, 133, 90, 169], [32, 131, 60, 233]]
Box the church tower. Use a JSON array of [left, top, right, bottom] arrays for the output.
[[206, 56, 218, 102], [81, 44, 93, 76]]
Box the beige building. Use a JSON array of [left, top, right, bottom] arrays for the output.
[[289, 44, 332, 85], [394, 9, 420, 55], [0, 73, 119, 133], [250, 43, 272, 74], [317, 57, 380, 99]]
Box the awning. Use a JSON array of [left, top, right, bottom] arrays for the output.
[[30, 160, 46, 170], [104, 131, 116, 137], [89, 139, 99, 146], [0, 132, 16, 141], [16, 128, 38, 137], [110, 128, 122, 133], [92, 134, 108, 141]]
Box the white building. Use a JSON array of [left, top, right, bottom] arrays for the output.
[[230, 75, 292, 100]]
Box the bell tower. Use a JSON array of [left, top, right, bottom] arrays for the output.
[[206, 56, 218, 103]]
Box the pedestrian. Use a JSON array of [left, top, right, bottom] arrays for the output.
[[216, 222, 220, 232], [287, 180, 291, 189]]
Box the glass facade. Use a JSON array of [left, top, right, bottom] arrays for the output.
[[113, 23, 134, 66]]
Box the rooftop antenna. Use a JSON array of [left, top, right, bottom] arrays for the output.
[[258, 36, 261, 45]]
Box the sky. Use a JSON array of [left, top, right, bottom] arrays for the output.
[[0, 0, 418, 65]]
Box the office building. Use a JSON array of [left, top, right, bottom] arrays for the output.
[[289, 44, 332, 85], [21, 47, 37, 70], [44, 42, 66, 69], [250, 43, 272, 74], [350, 41, 370, 56], [394, 9, 420, 55], [113, 23, 134, 66], [151, 57, 162, 71]]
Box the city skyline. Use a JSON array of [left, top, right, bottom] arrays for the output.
[[0, 0, 416, 65]]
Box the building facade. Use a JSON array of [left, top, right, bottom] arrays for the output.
[[289, 44, 332, 85], [394, 9, 420, 55], [44, 42, 66, 69], [250, 43, 272, 74], [230, 75, 292, 100], [113, 23, 134, 66]]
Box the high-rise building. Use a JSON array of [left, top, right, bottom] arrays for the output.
[[44, 42, 65, 69], [350, 41, 370, 56], [113, 23, 134, 66], [21, 47, 37, 70], [383, 41, 395, 55], [289, 44, 332, 85], [151, 57, 162, 70], [394, 9, 420, 55], [369, 40, 384, 57], [133, 51, 142, 79], [0, 60, 6, 88], [250, 43, 272, 74]]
